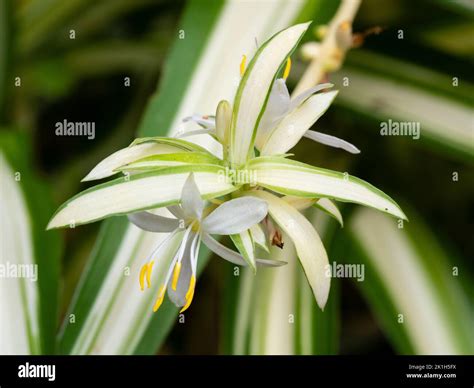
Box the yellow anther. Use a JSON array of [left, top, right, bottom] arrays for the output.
[[180, 275, 196, 313], [171, 261, 182, 291], [153, 286, 165, 312], [283, 57, 292, 80], [139, 263, 148, 291], [240, 55, 247, 76], [146, 261, 154, 288]]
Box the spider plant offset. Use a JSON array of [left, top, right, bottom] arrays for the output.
[[48, 22, 406, 311]]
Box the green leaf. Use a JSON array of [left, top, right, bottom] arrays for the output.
[[341, 207, 474, 354], [48, 164, 236, 229], [230, 231, 256, 274], [248, 156, 407, 220], [83, 137, 214, 181], [313, 198, 343, 227], [0, 131, 62, 354], [334, 53, 474, 160], [116, 152, 223, 172], [0, 0, 12, 121], [229, 22, 311, 167]]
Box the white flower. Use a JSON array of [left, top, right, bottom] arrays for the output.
[[48, 22, 406, 311], [130, 173, 282, 313]]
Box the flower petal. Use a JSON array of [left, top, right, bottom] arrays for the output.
[[47, 165, 236, 229], [202, 197, 268, 235], [288, 83, 333, 111], [181, 173, 205, 220], [261, 91, 338, 156], [167, 232, 197, 308], [176, 128, 217, 139], [304, 130, 360, 154], [245, 190, 330, 309], [202, 234, 286, 267], [182, 115, 216, 129], [255, 79, 291, 150], [250, 223, 269, 253], [127, 211, 179, 233], [229, 22, 311, 166], [248, 156, 407, 220], [230, 230, 256, 273]]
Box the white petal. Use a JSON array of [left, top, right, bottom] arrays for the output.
[[288, 83, 333, 111], [127, 211, 179, 233], [202, 234, 285, 267], [250, 223, 269, 253], [183, 115, 216, 129], [167, 231, 196, 308], [176, 128, 216, 138], [229, 22, 311, 166], [167, 205, 185, 220], [304, 130, 360, 154], [202, 197, 268, 235], [180, 173, 205, 220], [261, 91, 338, 156], [245, 191, 331, 309], [255, 79, 291, 150], [82, 142, 184, 182]]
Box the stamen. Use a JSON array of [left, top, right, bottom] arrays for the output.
[[139, 263, 148, 291], [171, 261, 182, 291], [240, 55, 247, 76], [180, 275, 196, 313], [153, 286, 165, 312], [146, 261, 154, 288], [283, 57, 292, 80]]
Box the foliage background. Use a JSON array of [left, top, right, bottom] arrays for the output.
[[0, 0, 472, 355]]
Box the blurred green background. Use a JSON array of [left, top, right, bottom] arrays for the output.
[[1, 0, 472, 355]]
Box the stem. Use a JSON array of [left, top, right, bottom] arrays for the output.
[[293, 0, 362, 95]]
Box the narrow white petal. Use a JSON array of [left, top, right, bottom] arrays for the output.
[[304, 130, 360, 154], [202, 197, 268, 235], [176, 128, 216, 138], [245, 191, 331, 309], [288, 83, 333, 111], [282, 195, 317, 211], [127, 211, 179, 233], [183, 115, 216, 129], [255, 79, 291, 150], [250, 223, 269, 253], [202, 234, 285, 267], [167, 230, 196, 308], [167, 205, 185, 220], [180, 173, 205, 220], [261, 91, 338, 156]]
